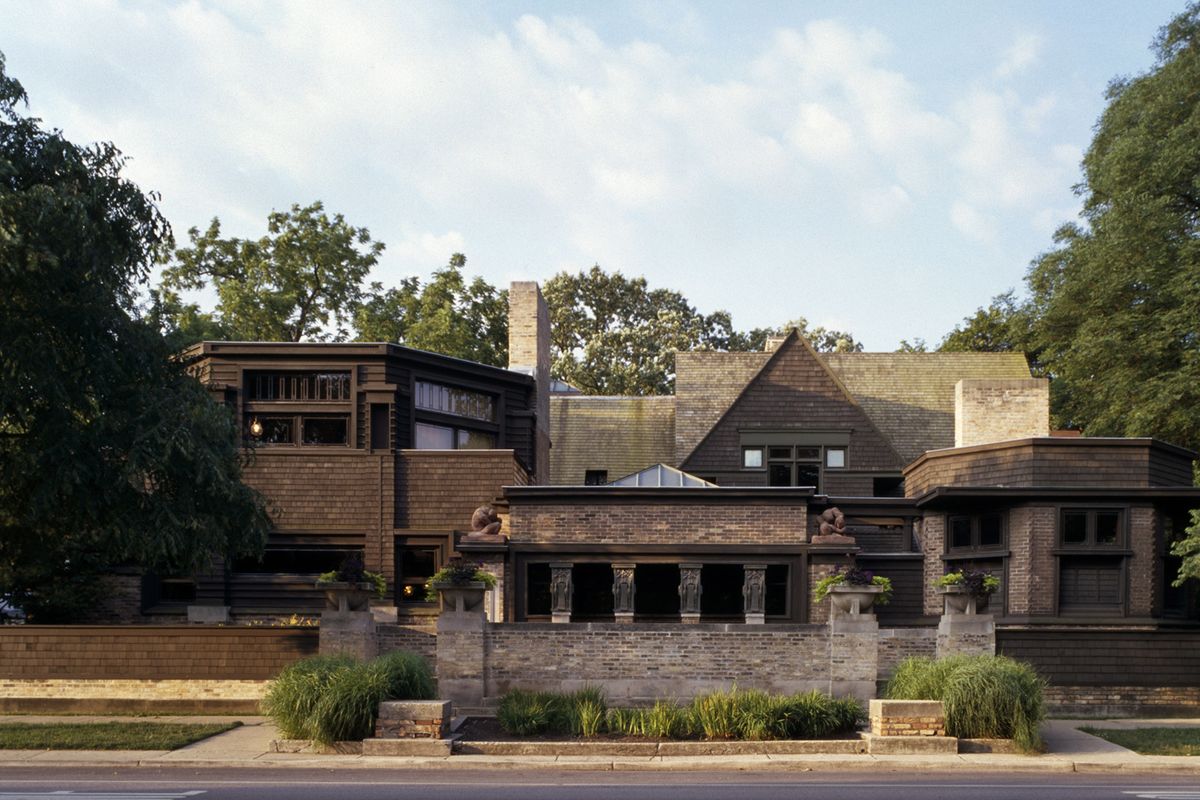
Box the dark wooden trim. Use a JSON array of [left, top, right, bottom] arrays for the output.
[[905, 437, 1198, 474], [503, 486, 815, 503], [509, 543, 809, 555], [915, 486, 1200, 507]]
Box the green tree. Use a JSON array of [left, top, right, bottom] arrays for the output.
[[542, 266, 742, 395], [0, 55, 270, 621], [938, 290, 1037, 361], [1024, 5, 1200, 446], [772, 318, 862, 353], [353, 253, 508, 366], [160, 202, 384, 343]]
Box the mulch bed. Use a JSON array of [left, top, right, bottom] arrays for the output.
[[455, 717, 860, 743]]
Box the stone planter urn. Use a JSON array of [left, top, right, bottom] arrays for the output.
[[938, 584, 990, 615], [827, 584, 885, 616], [319, 581, 374, 613], [432, 581, 488, 614]]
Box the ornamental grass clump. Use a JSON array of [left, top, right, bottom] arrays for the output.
[[690, 687, 740, 740], [496, 687, 606, 736], [884, 655, 1046, 752], [260, 651, 435, 745]]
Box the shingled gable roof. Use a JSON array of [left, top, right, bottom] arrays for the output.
[[674, 348, 1034, 466], [822, 352, 1033, 463], [548, 395, 676, 485], [678, 331, 905, 471]]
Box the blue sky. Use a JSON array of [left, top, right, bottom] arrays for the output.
[[1, 0, 1186, 348]]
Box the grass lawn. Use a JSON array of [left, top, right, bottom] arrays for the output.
[[1080, 727, 1200, 755], [0, 721, 240, 750]]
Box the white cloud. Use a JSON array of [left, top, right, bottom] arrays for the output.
[[995, 33, 1043, 79], [950, 201, 997, 243]]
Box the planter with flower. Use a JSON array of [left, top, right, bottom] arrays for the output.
[[426, 558, 498, 614], [935, 568, 1000, 615], [316, 552, 386, 612], [812, 565, 893, 617]]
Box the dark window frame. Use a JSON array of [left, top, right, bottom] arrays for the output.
[[394, 534, 451, 609], [1053, 505, 1130, 616], [944, 511, 1007, 554], [247, 413, 352, 447], [1056, 508, 1126, 550]]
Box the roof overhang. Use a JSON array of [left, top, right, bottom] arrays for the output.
[[914, 485, 1200, 509]]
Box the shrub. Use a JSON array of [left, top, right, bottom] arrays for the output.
[[690, 688, 740, 740], [260, 654, 356, 740], [497, 690, 558, 736], [260, 650, 435, 745], [936, 568, 1001, 596], [884, 655, 1046, 752]]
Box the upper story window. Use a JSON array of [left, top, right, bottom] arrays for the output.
[[247, 371, 351, 402], [947, 512, 1005, 552], [415, 381, 496, 422]]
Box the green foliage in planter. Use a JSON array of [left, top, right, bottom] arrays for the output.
[[936, 569, 1001, 596], [811, 565, 893, 605], [496, 686, 605, 736], [315, 552, 386, 598], [884, 655, 1046, 752], [260, 650, 435, 745], [424, 558, 498, 601]]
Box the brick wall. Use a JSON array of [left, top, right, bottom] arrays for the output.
[[877, 627, 937, 679], [915, 515, 944, 616], [377, 621, 438, 668], [1129, 505, 1159, 616], [509, 501, 809, 546], [954, 379, 1049, 448], [1044, 686, 1200, 718], [1006, 505, 1056, 616], [484, 623, 846, 701], [0, 626, 318, 680]]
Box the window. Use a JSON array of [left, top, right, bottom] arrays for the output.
[[743, 447, 764, 469], [767, 445, 822, 490], [415, 381, 496, 422], [825, 448, 846, 469], [248, 414, 349, 446], [1057, 509, 1126, 614], [414, 422, 496, 450], [1058, 510, 1123, 548], [584, 470, 608, 486], [247, 371, 350, 401], [396, 537, 448, 606], [946, 513, 1006, 552]]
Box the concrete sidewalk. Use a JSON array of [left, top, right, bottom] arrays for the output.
[[2, 716, 1200, 774]]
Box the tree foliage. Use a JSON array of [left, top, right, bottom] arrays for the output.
[[160, 202, 384, 343], [937, 290, 1036, 357], [0, 54, 270, 621], [353, 253, 508, 366], [1023, 5, 1200, 447]]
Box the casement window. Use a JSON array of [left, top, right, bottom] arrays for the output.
[[946, 513, 1005, 552], [244, 369, 352, 447], [584, 470, 608, 486], [413, 380, 499, 450], [739, 435, 849, 492], [247, 414, 349, 446], [247, 371, 351, 401], [415, 381, 496, 422], [394, 536, 450, 606], [1056, 509, 1126, 614]]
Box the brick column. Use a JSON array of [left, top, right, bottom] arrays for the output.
[[613, 563, 635, 623], [435, 585, 487, 710], [550, 563, 572, 624], [1129, 505, 1159, 617], [679, 563, 702, 624], [743, 563, 766, 625]]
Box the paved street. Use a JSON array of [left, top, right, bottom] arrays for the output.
[[3, 768, 1200, 800]]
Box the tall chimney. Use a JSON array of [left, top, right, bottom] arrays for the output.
[[508, 282, 551, 484]]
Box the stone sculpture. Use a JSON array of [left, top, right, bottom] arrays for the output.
[[812, 506, 856, 544], [467, 505, 502, 538]]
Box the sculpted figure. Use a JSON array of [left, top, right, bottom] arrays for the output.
[[818, 507, 848, 537], [470, 505, 502, 536]]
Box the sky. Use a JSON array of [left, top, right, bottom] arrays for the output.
[[1, 0, 1187, 349]]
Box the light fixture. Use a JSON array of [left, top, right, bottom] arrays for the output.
[[249, 417, 264, 437], [402, 585, 414, 597]]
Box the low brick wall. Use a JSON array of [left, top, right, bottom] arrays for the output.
[[869, 699, 946, 737], [0, 626, 318, 680], [482, 622, 872, 701], [378, 621, 438, 669], [878, 627, 937, 680], [1045, 686, 1200, 718]]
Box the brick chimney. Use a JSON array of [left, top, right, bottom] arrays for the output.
[[508, 282, 551, 483], [954, 378, 1050, 448]]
